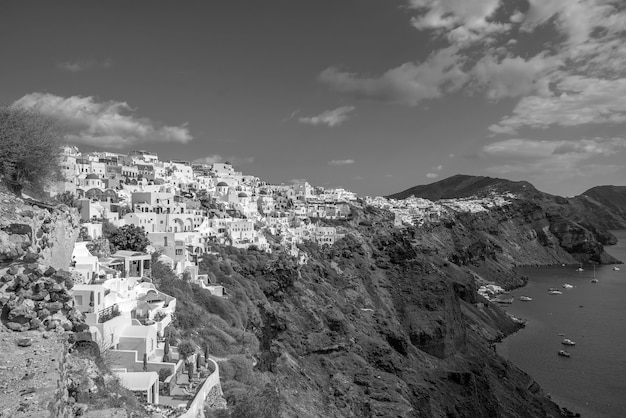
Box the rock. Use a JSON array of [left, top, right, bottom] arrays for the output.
[[29, 318, 43, 330], [22, 252, 40, 263], [6, 322, 26, 332], [17, 338, 32, 347]]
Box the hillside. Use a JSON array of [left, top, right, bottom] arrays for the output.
[[386, 174, 539, 201], [387, 174, 626, 238], [158, 202, 620, 417], [576, 186, 626, 229]]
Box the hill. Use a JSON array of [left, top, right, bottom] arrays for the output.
[[386, 174, 539, 201], [578, 186, 626, 226]]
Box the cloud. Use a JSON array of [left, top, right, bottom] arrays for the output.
[[353, 175, 364, 180], [192, 155, 254, 166], [471, 53, 561, 100], [13, 93, 193, 149], [328, 159, 355, 166], [489, 76, 626, 134], [384, 174, 394, 178], [193, 155, 223, 165], [319, 46, 468, 106], [290, 178, 308, 184], [426, 172, 439, 178], [481, 137, 626, 178], [408, 0, 509, 45], [56, 58, 113, 72], [435, 165, 443, 170], [298, 106, 355, 127]]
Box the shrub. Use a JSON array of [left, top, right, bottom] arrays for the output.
[[0, 105, 64, 196]]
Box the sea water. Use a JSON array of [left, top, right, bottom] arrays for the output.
[[497, 230, 626, 418]]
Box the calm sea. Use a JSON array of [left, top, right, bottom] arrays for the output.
[[497, 230, 626, 418]]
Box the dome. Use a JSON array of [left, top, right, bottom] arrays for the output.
[[86, 174, 100, 180], [216, 181, 228, 187], [238, 192, 248, 198]]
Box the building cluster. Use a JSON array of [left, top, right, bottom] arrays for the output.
[[364, 194, 515, 227], [59, 146, 356, 270]]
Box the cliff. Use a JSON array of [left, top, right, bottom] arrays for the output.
[[165, 202, 608, 417]]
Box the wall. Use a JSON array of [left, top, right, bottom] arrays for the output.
[[179, 359, 222, 418]]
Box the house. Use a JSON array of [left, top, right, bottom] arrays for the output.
[[116, 372, 160, 404], [110, 251, 152, 278]]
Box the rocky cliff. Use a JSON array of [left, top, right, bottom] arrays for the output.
[[166, 201, 611, 417]]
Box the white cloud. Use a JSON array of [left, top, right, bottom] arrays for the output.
[[328, 159, 355, 166], [384, 174, 393, 178], [481, 137, 626, 177], [435, 165, 443, 170], [489, 76, 626, 133], [192, 154, 254, 166], [319, 46, 467, 106], [298, 106, 355, 127], [13, 93, 193, 149], [471, 53, 561, 100], [426, 172, 439, 178], [193, 154, 223, 164], [290, 178, 308, 184], [56, 58, 113, 72], [408, 0, 508, 44]]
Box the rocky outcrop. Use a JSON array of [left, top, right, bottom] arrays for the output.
[[0, 190, 79, 270], [1, 259, 85, 333]]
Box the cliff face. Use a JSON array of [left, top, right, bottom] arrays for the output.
[[174, 202, 611, 417]]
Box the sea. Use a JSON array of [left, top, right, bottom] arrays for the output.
[[496, 230, 626, 418]]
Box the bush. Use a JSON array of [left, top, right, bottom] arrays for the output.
[[158, 368, 173, 382], [108, 224, 150, 252], [0, 105, 64, 196]]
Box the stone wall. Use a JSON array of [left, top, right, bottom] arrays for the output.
[[0, 191, 80, 270]]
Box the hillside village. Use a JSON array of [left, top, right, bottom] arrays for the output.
[[19, 145, 521, 415]]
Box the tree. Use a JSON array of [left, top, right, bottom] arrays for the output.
[[178, 340, 196, 362], [108, 224, 150, 252], [54, 191, 77, 207], [0, 105, 64, 196]]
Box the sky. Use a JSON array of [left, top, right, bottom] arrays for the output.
[[1, 0, 625, 197]]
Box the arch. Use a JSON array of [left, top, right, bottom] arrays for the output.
[[171, 218, 184, 233]]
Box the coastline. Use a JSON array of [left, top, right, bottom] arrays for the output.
[[494, 233, 626, 418]]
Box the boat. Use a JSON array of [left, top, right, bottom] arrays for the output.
[[495, 297, 514, 304], [590, 265, 598, 283], [614, 267, 621, 271], [561, 338, 576, 346], [519, 296, 532, 301], [576, 263, 584, 272], [562, 283, 574, 289], [548, 287, 559, 291], [549, 290, 563, 295], [590, 278, 599, 283], [558, 350, 571, 357]]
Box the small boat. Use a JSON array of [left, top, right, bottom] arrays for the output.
[[563, 283, 574, 289], [519, 296, 532, 301], [548, 290, 563, 295], [558, 333, 565, 336], [590, 265, 598, 283], [613, 267, 621, 271], [561, 338, 576, 346], [558, 350, 571, 357], [495, 298, 514, 304]]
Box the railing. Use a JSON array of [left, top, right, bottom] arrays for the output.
[[97, 304, 120, 323]]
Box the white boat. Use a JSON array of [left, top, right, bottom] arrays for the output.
[[576, 263, 584, 272], [562, 283, 574, 289], [548, 290, 563, 295], [558, 350, 571, 357], [561, 338, 576, 346], [519, 296, 533, 301], [614, 267, 621, 271], [590, 265, 598, 283]]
